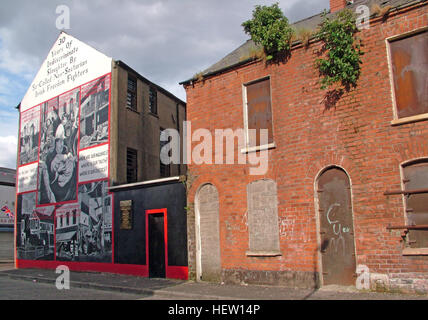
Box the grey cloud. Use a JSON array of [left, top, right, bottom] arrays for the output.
[[286, 0, 330, 22], [0, 0, 330, 102], [0, 0, 331, 168]]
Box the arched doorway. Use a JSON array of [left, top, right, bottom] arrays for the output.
[[317, 167, 356, 286], [195, 184, 221, 282]]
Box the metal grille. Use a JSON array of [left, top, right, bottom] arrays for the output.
[[160, 128, 170, 178], [403, 160, 428, 248], [149, 87, 157, 114], [127, 76, 137, 111], [160, 161, 170, 178], [126, 148, 138, 183]]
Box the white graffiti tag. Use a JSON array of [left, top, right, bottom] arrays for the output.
[[325, 203, 350, 255]]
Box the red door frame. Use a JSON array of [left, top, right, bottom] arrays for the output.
[[144, 208, 188, 280], [17, 207, 187, 280], [145, 208, 168, 277]]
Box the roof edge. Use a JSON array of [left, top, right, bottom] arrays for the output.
[[108, 176, 186, 192], [115, 60, 186, 106], [180, 0, 425, 86]]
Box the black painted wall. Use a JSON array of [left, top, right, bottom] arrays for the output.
[[113, 182, 187, 267]]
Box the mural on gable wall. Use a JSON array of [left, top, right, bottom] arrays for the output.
[[16, 32, 113, 263]]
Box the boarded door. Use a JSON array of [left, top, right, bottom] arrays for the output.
[[147, 212, 166, 278], [196, 184, 221, 282], [318, 168, 356, 286]]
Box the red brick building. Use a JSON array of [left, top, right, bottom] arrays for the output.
[[181, 0, 428, 293]]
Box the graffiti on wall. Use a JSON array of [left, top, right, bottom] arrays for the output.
[[324, 203, 351, 256]]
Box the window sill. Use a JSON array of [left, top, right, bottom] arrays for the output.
[[402, 248, 428, 256], [241, 143, 276, 154], [126, 107, 140, 115], [246, 251, 282, 257], [391, 113, 428, 126], [148, 111, 159, 118]]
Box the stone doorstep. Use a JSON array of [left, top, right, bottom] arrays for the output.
[[317, 284, 361, 293]]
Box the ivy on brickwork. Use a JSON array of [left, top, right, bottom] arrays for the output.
[[316, 9, 364, 91], [242, 3, 294, 61]]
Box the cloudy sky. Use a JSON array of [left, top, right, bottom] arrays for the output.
[[0, 0, 330, 169]]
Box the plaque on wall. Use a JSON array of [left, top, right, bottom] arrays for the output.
[[120, 200, 133, 230]]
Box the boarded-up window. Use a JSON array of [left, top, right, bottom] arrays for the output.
[[160, 128, 170, 178], [127, 76, 137, 111], [403, 160, 428, 249], [126, 148, 138, 183], [247, 179, 280, 254], [244, 78, 274, 147], [389, 30, 428, 119]]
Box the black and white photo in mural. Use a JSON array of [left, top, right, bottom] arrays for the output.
[[79, 75, 110, 150], [19, 105, 40, 166], [16, 192, 55, 260], [55, 202, 80, 261], [38, 89, 79, 205], [56, 180, 112, 262]]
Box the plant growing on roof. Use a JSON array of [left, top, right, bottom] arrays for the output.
[[242, 3, 294, 60], [316, 9, 363, 91], [295, 27, 314, 48], [371, 4, 393, 18]]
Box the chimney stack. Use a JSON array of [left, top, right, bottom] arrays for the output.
[[330, 0, 347, 13]]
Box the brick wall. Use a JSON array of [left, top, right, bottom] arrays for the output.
[[330, 0, 347, 13], [184, 3, 428, 292]]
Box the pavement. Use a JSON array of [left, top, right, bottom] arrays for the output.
[[0, 262, 427, 300], [0, 276, 142, 300]]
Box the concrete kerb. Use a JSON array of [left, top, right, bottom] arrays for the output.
[[0, 271, 239, 300], [1, 269, 427, 300]]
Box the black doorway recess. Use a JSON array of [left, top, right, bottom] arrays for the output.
[[148, 212, 166, 278]]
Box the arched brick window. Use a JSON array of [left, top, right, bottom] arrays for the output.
[[402, 159, 428, 251]]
